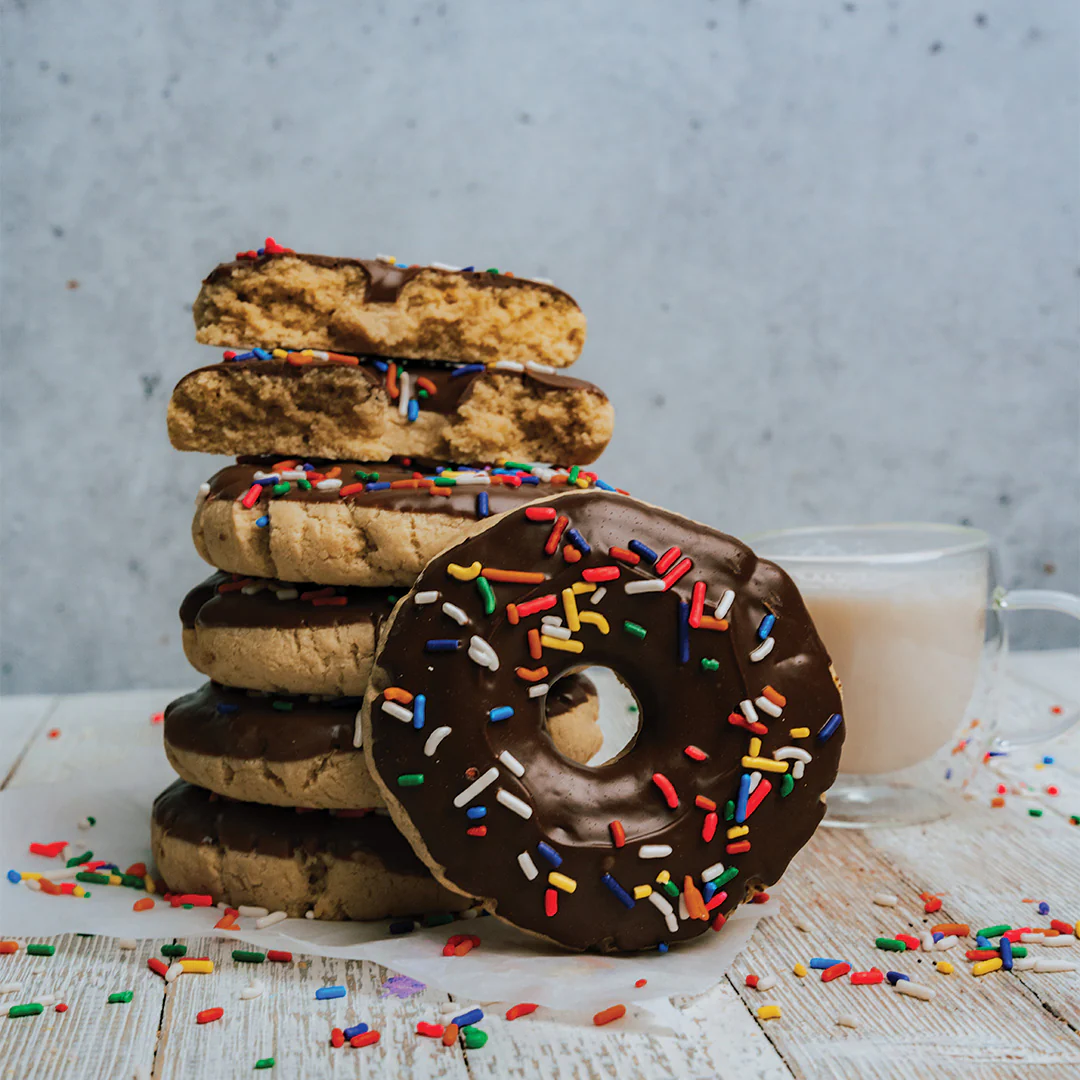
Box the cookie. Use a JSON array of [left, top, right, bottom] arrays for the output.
[[193, 458, 625, 587], [163, 679, 602, 809], [151, 780, 472, 920], [362, 489, 844, 952], [193, 247, 585, 368], [168, 357, 612, 464]]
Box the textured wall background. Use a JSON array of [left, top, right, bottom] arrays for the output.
[[2, 0, 1077, 694]]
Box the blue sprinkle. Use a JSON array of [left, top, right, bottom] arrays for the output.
[[476, 491, 490, 519], [702, 881, 717, 903], [255, 515, 270, 528], [388, 920, 415, 935], [520, 475, 540, 485], [818, 713, 843, 742], [1038, 901, 1050, 916], [944, 768, 953, 781], [735, 774, 751, 823], [372, 359, 389, 372], [216, 703, 240, 715], [255, 475, 280, 486], [537, 841, 562, 867], [460, 266, 475, 273], [975, 935, 992, 949], [1000, 936, 1014, 971], [677, 601, 690, 664], [343, 1022, 369, 1039], [450, 363, 485, 378], [1043, 755, 1055, 765], [658, 942, 669, 954], [628, 540, 657, 563], [233, 350, 257, 361], [315, 985, 346, 1000], [885, 970, 909, 985], [252, 347, 272, 361], [810, 957, 846, 969], [757, 613, 776, 641], [6, 869, 19, 884], [466, 807, 487, 820], [412, 694, 426, 730], [407, 399, 419, 423], [987, 750, 1009, 757], [489, 706, 514, 722], [366, 481, 391, 492], [932, 931, 944, 942], [566, 528, 591, 553], [596, 479, 616, 491], [451, 1007, 483, 1028], [601, 873, 635, 909], [425, 639, 461, 652], [301, 463, 315, 471]]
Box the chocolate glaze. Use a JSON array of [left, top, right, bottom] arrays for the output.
[[180, 571, 399, 632], [153, 779, 428, 873], [366, 490, 843, 952], [203, 252, 577, 307]]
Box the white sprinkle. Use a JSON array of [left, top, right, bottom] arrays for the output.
[[117, 939, 137, 950], [921, 932, 936, 951], [541, 615, 563, 627], [305, 910, 315, 920], [352, 710, 363, 748], [739, 700, 759, 724], [0, 983, 22, 995], [316, 478, 342, 491], [461, 907, 480, 920], [448, 473, 490, 486], [872, 893, 899, 908], [935, 935, 958, 950], [774, 746, 812, 763], [241, 582, 269, 595], [376, 253, 396, 263], [517, 852, 539, 880], [23, 878, 40, 892], [253, 471, 279, 481], [165, 962, 184, 983], [748, 770, 762, 793], [750, 637, 775, 662], [532, 276, 554, 285], [77, 817, 93, 830], [497, 789, 533, 819], [525, 361, 556, 375], [275, 588, 299, 600], [35, 994, 57, 1007], [639, 844, 673, 859], [493, 360, 525, 373], [1042, 935, 1075, 948], [240, 982, 265, 1000], [701, 861, 725, 882], [1020, 932, 1042, 943], [755, 975, 778, 992], [195, 482, 211, 506], [429, 261, 460, 271], [647, 892, 679, 934], [591, 586, 607, 605], [836, 1013, 859, 1029], [255, 910, 288, 929], [398, 371, 411, 417], [441, 602, 469, 625], [1011, 956, 1037, 970], [793, 915, 813, 932], [41, 867, 80, 881], [715, 589, 735, 619], [468, 635, 499, 671], [499, 750, 525, 777], [61, 844, 74, 862], [381, 700, 413, 724], [541, 624, 572, 640], [625, 579, 665, 594], [453, 766, 500, 808], [895, 981, 934, 1001], [793, 760, 806, 780], [678, 893, 690, 921], [237, 905, 269, 918], [424, 725, 452, 757], [279, 470, 306, 480], [755, 696, 783, 718], [528, 683, 549, 698], [310, 351, 328, 361], [415, 590, 440, 605]]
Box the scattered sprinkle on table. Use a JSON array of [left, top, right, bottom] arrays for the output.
[[593, 1004, 627, 1026]]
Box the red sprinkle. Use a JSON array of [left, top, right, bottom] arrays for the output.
[[895, 933, 920, 951], [545, 889, 558, 917], [197, 1007, 224, 1024], [688, 581, 706, 628], [743, 778, 773, 819], [695, 795, 717, 811], [711, 912, 727, 932], [751, 891, 770, 904], [850, 967, 883, 985], [745, 974, 759, 988], [505, 1002, 539, 1021], [609, 821, 626, 848], [331, 1028, 345, 1048], [728, 712, 768, 735], [654, 546, 681, 574], [54, 1003, 68, 1013], [726, 841, 751, 855], [582, 565, 621, 582], [148, 957, 169, 979], [610, 546, 641, 565], [661, 557, 693, 590], [705, 889, 728, 912], [29, 841, 67, 858], [651, 772, 678, 809], [417, 1021, 445, 1037], [593, 1004, 627, 1026], [150, 712, 164, 725], [351, 1031, 380, 1048], [525, 506, 557, 522], [634, 979, 647, 988], [47, 728, 61, 739], [467, 826, 488, 837], [702, 811, 718, 842], [544, 515, 569, 555], [171, 893, 213, 908], [821, 962, 851, 982], [924, 897, 943, 914], [241, 484, 262, 509], [516, 595, 558, 618], [1051, 920, 1074, 935], [266, 950, 292, 963]]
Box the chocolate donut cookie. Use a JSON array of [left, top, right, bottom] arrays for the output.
[[151, 780, 472, 920], [163, 679, 602, 809], [193, 458, 624, 587], [193, 247, 585, 368], [168, 357, 612, 464], [362, 490, 843, 952]]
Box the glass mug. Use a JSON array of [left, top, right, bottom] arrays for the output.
[[748, 524, 1080, 827]]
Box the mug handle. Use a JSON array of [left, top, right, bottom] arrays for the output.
[[991, 586, 1080, 744]]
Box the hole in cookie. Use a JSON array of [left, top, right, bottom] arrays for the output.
[[543, 666, 642, 768]]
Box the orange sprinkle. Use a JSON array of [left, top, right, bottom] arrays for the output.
[[390, 479, 424, 489], [133, 898, 155, 913], [415, 376, 437, 395], [429, 486, 452, 497], [593, 1004, 626, 1026], [528, 628, 542, 660], [481, 569, 547, 584], [324, 466, 341, 479], [505, 1002, 538, 1021], [683, 876, 707, 920], [562, 544, 582, 563], [383, 687, 415, 705], [931, 923, 969, 937], [386, 365, 399, 400], [507, 603, 520, 625], [726, 840, 751, 855], [0, 941, 20, 953], [442, 1023, 459, 1046], [515, 666, 549, 683], [990, 797, 1005, 808], [453, 940, 474, 957], [697, 616, 729, 631], [761, 685, 787, 708]]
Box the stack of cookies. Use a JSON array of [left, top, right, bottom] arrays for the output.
[[152, 240, 616, 921]]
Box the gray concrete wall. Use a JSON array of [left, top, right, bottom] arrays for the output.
[[2, 0, 1077, 693]]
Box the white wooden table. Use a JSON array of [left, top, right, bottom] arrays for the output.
[[2, 655, 1079, 1079]]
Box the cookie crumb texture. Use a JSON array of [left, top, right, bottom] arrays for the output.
[[193, 256, 586, 368], [168, 364, 612, 464]]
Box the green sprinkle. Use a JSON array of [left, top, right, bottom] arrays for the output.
[[422, 912, 455, 927], [417, 388, 429, 399], [398, 774, 425, 787], [120, 874, 146, 889], [7, 1003, 44, 1018], [1011, 945, 1028, 958], [1071, 815, 1080, 825], [476, 575, 496, 616], [161, 943, 187, 957], [977, 924, 1010, 939], [875, 937, 906, 952], [108, 991, 133, 1004], [661, 880, 680, 900], [354, 469, 379, 481], [700, 658, 719, 672], [1028, 808, 1043, 818], [77, 871, 110, 884], [711, 866, 739, 888], [183, 903, 193, 909], [26, 944, 55, 956], [623, 621, 647, 640], [387, 595, 398, 605], [271, 701, 294, 712], [255, 1059, 275, 1070], [65, 850, 92, 867], [232, 950, 266, 964], [82, 891, 92, 898], [568, 465, 581, 484], [628, 704, 638, 713], [780, 774, 795, 797], [462, 1025, 488, 1049], [501, 461, 533, 471], [297, 478, 312, 491], [434, 477, 457, 487], [723, 800, 735, 822], [485, 267, 500, 274], [271, 482, 290, 496]]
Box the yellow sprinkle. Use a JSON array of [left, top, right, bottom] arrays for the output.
[[447, 561, 482, 581], [789, 727, 810, 738], [73, 886, 86, 898], [574, 478, 589, 488], [577, 611, 610, 634], [972, 958, 1002, 977], [726, 826, 749, 839], [793, 963, 808, 977], [655, 870, 671, 885], [633, 885, 652, 900], [1034, 762, 1045, 771], [748, 737, 762, 757], [540, 636, 584, 654], [741, 757, 789, 773], [548, 872, 577, 894], [561, 588, 581, 632], [21, 872, 42, 881], [144, 875, 156, 894], [300, 349, 314, 356], [757, 1006, 781, 1020], [179, 959, 214, 974], [271, 348, 288, 358], [1075, 921, 1080, 939], [936, 962, 954, 975], [107, 875, 123, 886], [571, 582, 596, 594]]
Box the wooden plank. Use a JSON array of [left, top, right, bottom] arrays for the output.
[[0, 933, 163, 1080], [0, 693, 58, 788]]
